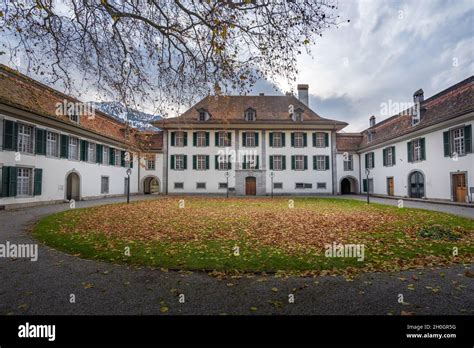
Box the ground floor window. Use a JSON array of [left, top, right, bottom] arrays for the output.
[[295, 183, 312, 189], [317, 182, 327, 189], [17, 167, 33, 196], [219, 182, 228, 189], [196, 182, 206, 189], [363, 178, 374, 193], [147, 159, 156, 170], [273, 182, 283, 189], [174, 182, 184, 189], [101, 176, 109, 194]]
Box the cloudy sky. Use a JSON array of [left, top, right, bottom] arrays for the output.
[[1, 0, 473, 132], [253, 0, 474, 131]]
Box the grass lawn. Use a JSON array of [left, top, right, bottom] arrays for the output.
[[32, 197, 474, 275]]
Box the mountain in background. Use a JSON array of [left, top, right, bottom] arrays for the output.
[[91, 101, 161, 131]]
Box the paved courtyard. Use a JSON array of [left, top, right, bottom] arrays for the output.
[[0, 195, 472, 315]]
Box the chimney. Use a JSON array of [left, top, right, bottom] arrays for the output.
[[297, 84, 309, 106], [369, 115, 376, 128], [413, 89, 424, 104]]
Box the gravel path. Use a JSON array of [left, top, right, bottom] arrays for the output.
[[0, 195, 472, 315]]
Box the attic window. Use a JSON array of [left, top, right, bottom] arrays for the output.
[[245, 108, 256, 121], [367, 131, 374, 143], [197, 109, 209, 121], [291, 108, 304, 122]]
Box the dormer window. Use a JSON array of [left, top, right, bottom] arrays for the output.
[[245, 108, 256, 121], [291, 108, 304, 122], [197, 109, 209, 121], [367, 131, 374, 143]]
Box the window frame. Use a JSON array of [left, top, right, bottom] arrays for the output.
[[16, 167, 33, 197], [68, 136, 79, 161], [46, 131, 59, 158], [100, 176, 109, 194], [315, 155, 326, 171], [17, 123, 34, 154], [343, 154, 353, 171], [294, 155, 305, 171]]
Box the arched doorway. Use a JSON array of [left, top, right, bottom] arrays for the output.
[[409, 171, 425, 198], [340, 176, 358, 194], [245, 176, 256, 195], [341, 178, 351, 194], [66, 172, 80, 201], [143, 176, 160, 194]]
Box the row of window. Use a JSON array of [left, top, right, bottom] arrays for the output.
[[196, 108, 305, 123], [2, 120, 132, 167], [170, 155, 331, 171], [363, 126, 472, 169], [170, 131, 330, 148], [172, 182, 327, 190]]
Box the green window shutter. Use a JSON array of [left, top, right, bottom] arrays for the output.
[[392, 146, 396, 165], [193, 132, 197, 146], [443, 131, 450, 157], [3, 120, 17, 151], [312, 133, 316, 147], [8, 167, 17, 197], [243, 155, 247, 170], [325, 156, 330, 170], [215, 155, 219, 169], [1, 166, 10, 197], [365, 153, 369, 168], [291, 155, 295, 170], [313, 156, 316, 170], [304, 156, 308, 170], [242, 132, 247, 147], [371, 153, 375, 167], [324, 133, 329, 147], [33, 168, 42, 196], [60, 135, 69, 158], [281, 133, 286, 147], [420, 138, 426, 160], [170, 155, 175, 170], [269, 155, 274, 170], [184, 155, 188, 169], [130, 153, 134, 168], [205, 155, 209, 169], [35, 129, 46, 155], [227, 132, 231, 144], [282, 156, 286, 170], [205, 132, 210, 146], [383, 148, 387, 166], [255, 132, 259, 147], [407, 142, 413, 162], [464, 125, 472, 153], [256, 155, 259, 169], [96, 144, 102, 163], [80, 140, 88, 161], [215, 132, 219, 147], [171, 132, 175, 146], [228, 156, 232, 170], [269, 132, 273, 147], [183, 132, 188, 146], [192, 155, 197, 170], [121, 150, 126, 167], [303, 133, 307, 147], [109, 148, 115, 165], [291, 133, 295, 147], [363, 179, 367, 192]]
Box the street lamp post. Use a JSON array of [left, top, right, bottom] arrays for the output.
[[126, 168, 132, 204], [270, 172, 275, 198], [224, 171, 230, 198], [365, 168, 370, 204]]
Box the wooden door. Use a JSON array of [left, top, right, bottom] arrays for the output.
[[453, 174, 466, 202], [245, 177, 256, 195], [387, 177, 394, 196]]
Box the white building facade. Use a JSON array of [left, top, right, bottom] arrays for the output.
[[0, 64, 472, 208]]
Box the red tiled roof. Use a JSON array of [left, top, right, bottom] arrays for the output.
[[0, 64, 144, 148], [154, 95, 348, 128], [358, 76, 474, 149], [336, 133, 363, 152]]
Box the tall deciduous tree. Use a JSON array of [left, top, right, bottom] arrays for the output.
[[0, 0, 344, 116]]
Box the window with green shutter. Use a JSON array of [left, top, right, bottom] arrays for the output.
[[325, 156, 330, 170], [121, 150, 126, 167], [407, 141, 413, 162], [109, 148, 115, 165], [33, 168, 43, 196], [443, 131, 450, 157], [171, 132, 175, 146], [170, 155, 175, 169], [3, 120, 18, 151], [255, 132, 259, 147], [35, 128, 46, 155], [96, 144, 102, 163], [269, 155, 273, 170], [80, 140, 88, 161], [465, 125, 472, 153], [60, 134, 69, 158]]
